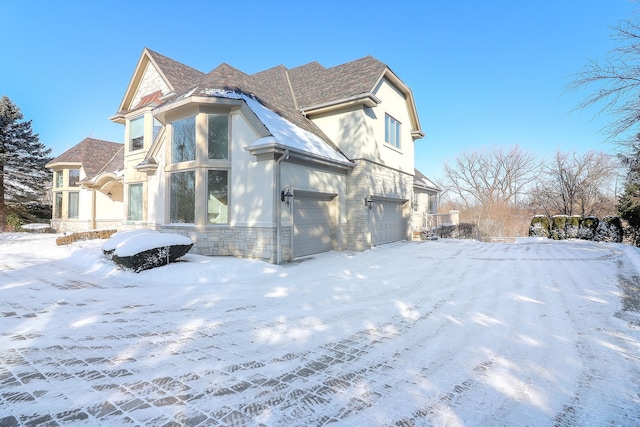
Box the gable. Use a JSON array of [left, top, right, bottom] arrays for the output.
[[129, 62, 171, 111]]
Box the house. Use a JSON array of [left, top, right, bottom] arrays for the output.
[[46, 138, 124, 232], [50, 48, 439, 263]]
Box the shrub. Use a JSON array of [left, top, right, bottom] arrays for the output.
[[529, 215, 550, 238], [550, 215, 569, 240], [577, 217, 599, 240], [594, 216, 623, 243], [566, 216, 581, 239]]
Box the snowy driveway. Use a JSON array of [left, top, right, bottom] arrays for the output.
[[1, 234, 639, 426]]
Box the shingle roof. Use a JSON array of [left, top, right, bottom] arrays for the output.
[[145, 49, 204, 92], [288, 56, 388, 109], [47, 138, 124, 180]]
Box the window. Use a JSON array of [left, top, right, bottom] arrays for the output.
[[54, 192, 62, 218], [68, 192, 79, 219], [385, 114, 401, 149], [128, 183, 143, 221], [207, 170, 228, 224], [130, 116, 144, 151], [170, 171, 195, 223], [172, 116, 196, 163], [54, 171, 63, 188], [208, 115, 229, 159], [68, 169, 80, 187]]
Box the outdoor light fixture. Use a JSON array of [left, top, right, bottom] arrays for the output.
[[107, 191, 113, 199], [364, 196, 373, 210], [281, 187, 293, 206]]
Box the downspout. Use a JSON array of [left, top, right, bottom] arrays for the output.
[[275, 149, 289, 264]]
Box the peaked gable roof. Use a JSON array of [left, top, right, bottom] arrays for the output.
[[47, 138, 124, 180], [113, 48, 204, 118]]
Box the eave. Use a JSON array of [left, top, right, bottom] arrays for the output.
[[45, 161, 82, 170], [301, 93, 381, 116], [245, 141, 354, 171]]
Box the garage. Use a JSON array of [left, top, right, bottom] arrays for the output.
[[371, 199, 406, 245], [293, 193, 334, 257]]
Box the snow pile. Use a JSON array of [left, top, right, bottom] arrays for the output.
[[101, 229, 193, 272]]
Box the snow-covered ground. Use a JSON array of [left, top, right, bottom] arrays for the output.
[[1, 233, 639, 426]]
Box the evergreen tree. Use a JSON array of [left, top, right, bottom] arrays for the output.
[[0, 96, 51, 231]]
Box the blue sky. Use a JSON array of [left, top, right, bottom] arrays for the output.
[[2, 0, 638, 180]]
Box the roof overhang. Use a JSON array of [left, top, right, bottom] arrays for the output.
[[152, 95, 243, 124], [245, 140, 354, 171], [45, 161, 82, 170], [301, 93, 380, 116]]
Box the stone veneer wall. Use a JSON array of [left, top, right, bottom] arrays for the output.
[[161, 225, 292, 264], [343, 159, 414, 251]]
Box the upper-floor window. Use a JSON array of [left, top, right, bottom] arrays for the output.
[[385, 114, 401, 149], [172, 116, 196, 163], [208, 115, 229, 159], [68, 169, 80, 187], [130, 116, 144, 151], [54, 171, 63, 188]]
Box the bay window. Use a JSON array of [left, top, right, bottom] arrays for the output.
[[172, 116, 196, 163], [55, 171, 63, 188], [208, 115, 229, 159], [54, 192, 62, 219], [207, 170, 228, 224], [170, 171, 195, 223], [169, 112, 230, 225], [69, 169, 80, 187]]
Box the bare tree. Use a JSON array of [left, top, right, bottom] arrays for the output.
[[567, 18, 640, 145], [442, 146, 541, 238], [530, 150, 617, 217], [443, 146, 541, 208]]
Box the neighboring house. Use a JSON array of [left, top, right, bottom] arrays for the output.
[[412, 168, 440, 230], [51, 48, 439, 263], [46, 138, 124, 232]]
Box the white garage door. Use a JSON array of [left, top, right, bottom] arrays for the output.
[[371, 200, 405, 245], [293, 194, 332, 257]]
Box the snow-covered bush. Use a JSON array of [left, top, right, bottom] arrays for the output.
[[102, 229, 193, 272], [577, 217, 599, 240], [566, 215, 581, 239], [529, 215, 550, 238], [550, 215, 569, 240], [594, 216, 623, 243]]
